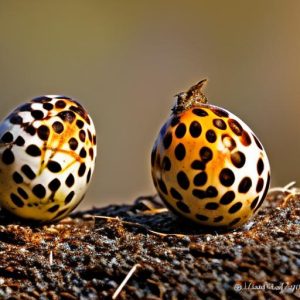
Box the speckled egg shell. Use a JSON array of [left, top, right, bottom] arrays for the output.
[[0, 95, 97, 222], [151, 104, 270, 229]]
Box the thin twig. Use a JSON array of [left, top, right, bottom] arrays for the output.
[[269, 181, 300, 194], [92, 215, 186, 237], [142, 208, 168, 215], [49, 250, 53, 266], [112, 264, 140, 299]]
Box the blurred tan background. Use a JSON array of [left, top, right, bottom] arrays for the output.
[[0, 1, 299, 209]]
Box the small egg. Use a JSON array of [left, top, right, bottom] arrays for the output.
[[151, 80, 270, 229], [0, 95, 97, 222]]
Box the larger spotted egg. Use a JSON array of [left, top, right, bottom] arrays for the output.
[[151, 80, 270, 229], [0, 95, 97, 222]]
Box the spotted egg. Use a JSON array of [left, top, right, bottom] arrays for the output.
[[151, 80, 270, 229], [0, 95, 97, 222]]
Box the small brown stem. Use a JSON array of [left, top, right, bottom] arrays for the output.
[[172, 79, 208, 114]]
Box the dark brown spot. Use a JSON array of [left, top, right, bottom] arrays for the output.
[[176, 201, 190, 213], [79, 147, 87, 158], [229, 218, 241, 227], [78, 163, 86, 177], [231, 151, 246, 168], [171, 116, 180, 127], [192, 189, 206, 199], [76, 119, 84, 129], [48, 178, 61, 192], [250, 196, 259, 210], [25, 125, 36, 136], [192, 108, 208, 117], [86, 168, 92, 183], [213, 119, 227, 130], [26, 145, 41, 157], [19, 103, 33, 112], [170, 187, 182, 200], [65, 191, 75, 205], [52, 121, 64, 134], [214, 216, 224, 223], [162, 156, 171, 171], [240, 131, 252, 146], [68, 138, 78, 150], [10, 193, 24, 207], [158, 179, 168, 195], [177, 171, 190, 190], [219, 168, 235, 187], [47, 161, 62, 173], [48, 205, 60, 213], [206, 129, 217, 143], [53, 207, 69, 219], [32, 184, 46, 198], [57, 111, 76, 123], [89, 148, 94, 160], [238, 177, 252, 193], [87, 130, 92, 143], [191, 160, 205, 170], [257, 158, 264, 175], [189, 121, 202, 138], [1, 132, 13, 143], [70, 105, 88, 122], [175, 123, 186, 138], [10, 115, 23, 125], [253, 134, 263, 150], [17, 187, 28, 199], [15, 136, 25, 146], [175, 143, 186, 161], [31, 110, 44, 120], [206, 186, 218, 197], [220, 191, 235, 205], [200, 147, 213, 162], [55, 100, 66, 109], [79, 130, 86, 142], [2, 149, 14, 164], [196, 214, 208, 221], [151, 148, 156, 167], [205, 202, 219, 210], [254, 173, 270, 213], [43, 103, 53, 111], [156, 153, 161, 167], [66, 174, 75, 187], [228, 119, 243, 136], [13, 172, 23, 184], [256, 178, 264, 193], [85, 116, 91, 125], [229, 202, 243, 214], [211, 107, 229, 118], [21, 164, 36, 179], [193, 172, 207, 186], [163, 132, 172, 149], [37, 125, 50, 141]]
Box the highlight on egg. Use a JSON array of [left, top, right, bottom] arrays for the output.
[[0, 95, 97, 222], [151, 80, 270, 229]]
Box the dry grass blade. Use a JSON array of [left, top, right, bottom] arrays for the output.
[[112, 264, 140, 299], [49, 250, 53, 266], [269, 181, 300, 195]]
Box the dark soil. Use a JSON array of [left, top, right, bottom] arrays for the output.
[[0, 192, 299, 299]]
